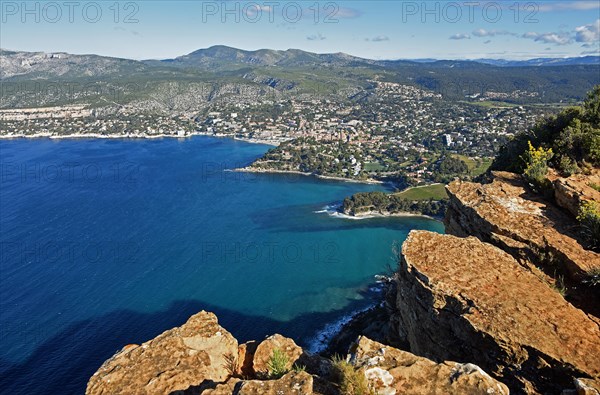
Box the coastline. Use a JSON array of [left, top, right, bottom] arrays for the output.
[[0, 132, 206, 140], [0, 131, 281, 146], [235, 166, 385, 185], [307, 275, 392, 355], [333, 210, 439, 221]]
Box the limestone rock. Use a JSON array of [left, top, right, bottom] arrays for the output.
[[236, 341, 258, 378], [551, 169, 600, 217], [252, 334, 303, 378], [351, 336, 509, 395], [86, 311, 238, 395], [445, 172, 600, 281], [396, 230, 600, 393], [574, 378, 600, 395], [204, 371, 313, 395]]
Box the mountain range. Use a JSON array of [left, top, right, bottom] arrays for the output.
[[1, 45, 599, 110]]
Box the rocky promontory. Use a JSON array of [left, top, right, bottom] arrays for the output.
[[87, 311, 508, 395], [395, 230, 600, 393], [88, 171, 600, 394]]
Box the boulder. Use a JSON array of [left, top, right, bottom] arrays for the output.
[[396, 230, 600, 393], [86, 311, 238, 395], [252, 334, 303, 378], [551, 169, 600, 217], [350, 336, 509, 395]]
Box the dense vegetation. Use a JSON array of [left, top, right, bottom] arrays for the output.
[[342, 191, 447, 218], [437, 156, 469, 175], [493, 85, 600, 250], [492, 86, 600, 175]]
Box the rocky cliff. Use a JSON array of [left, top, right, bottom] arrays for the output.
[[86, 312, 506, 395], [395, 230, 600, 393], [88, 171, 600, 394]]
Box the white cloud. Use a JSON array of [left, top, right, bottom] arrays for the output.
[[472, 29, 515, 37], [575, 19, 600, 43], [306, 33, 326, 41], [521, 32, 573, 45], [449, 33, 471, 40], [366, 35, 390, 42]]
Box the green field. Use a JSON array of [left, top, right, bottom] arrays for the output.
[[363, 162, 386, 171], [463, 100, 520, 109], [454, 155, 493, 177], [394, 183, 448, 200]]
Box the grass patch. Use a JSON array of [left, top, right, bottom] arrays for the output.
[[363, 162, 386, 171], [453, 154, 493, 176], [394, 183, 448, 200], [267, 348, 290, 379], [331, 355, 373, 395], [463, 100, 520, 109]]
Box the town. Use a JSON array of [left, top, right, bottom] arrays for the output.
[[1, 82, 555, 184]]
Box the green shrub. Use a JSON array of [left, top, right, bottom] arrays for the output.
[[522, 141, 553, 193], [577, 200, 600, 251], [331, 355, 374, 395], [551, 274, 567, 297], [492, 85, 600, 174], [557, 156, 580, 177], [267, 348, 290, 379]]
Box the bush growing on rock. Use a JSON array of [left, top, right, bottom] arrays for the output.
[[522, 141, 553, 193], [492, 85, 600, 175], [331, 355, 374, 395], [267, 348, 290, 379], [577, 200, 600, 251]]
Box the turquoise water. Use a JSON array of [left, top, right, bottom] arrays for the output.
[[0, 136, 443, 394]]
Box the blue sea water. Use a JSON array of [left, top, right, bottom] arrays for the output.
[[0, 136, 443, 394]]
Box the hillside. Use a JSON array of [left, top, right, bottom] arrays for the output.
[[1, 47, 599, 111]]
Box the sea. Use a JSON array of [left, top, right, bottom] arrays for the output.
[[0, 136, 443, 394]]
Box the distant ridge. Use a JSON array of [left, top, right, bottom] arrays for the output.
[[1, 45, 598, 107]]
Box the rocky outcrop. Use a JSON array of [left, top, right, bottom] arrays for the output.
[[251, 334, 303, 378], [396, 230, 600, 393], [445, 172, 600, 281], [87, 169, 600, 394], [87, 310, 506, 394], [350, 336, 509, 395], [236, 341, 258, 378], [551, 169, 600, 217], [86, 311, 238, 395], [203, 371, 313, 395]]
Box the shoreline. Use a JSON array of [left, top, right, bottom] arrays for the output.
[[306, 275, 392, 354], [0, 132, 205, 140], [0, 131, 282, 146], [235, 167, 385, 185], [333, 210, 439, 221]]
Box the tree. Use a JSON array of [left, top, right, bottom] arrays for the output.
[[492, 85, 600, 174]]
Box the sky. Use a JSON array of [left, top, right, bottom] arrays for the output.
[[1, 0, 599, 60]]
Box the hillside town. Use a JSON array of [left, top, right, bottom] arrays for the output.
[[1, 82, 554, 182]]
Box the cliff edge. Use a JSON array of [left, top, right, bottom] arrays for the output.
[[87, 172, 600, 394]]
